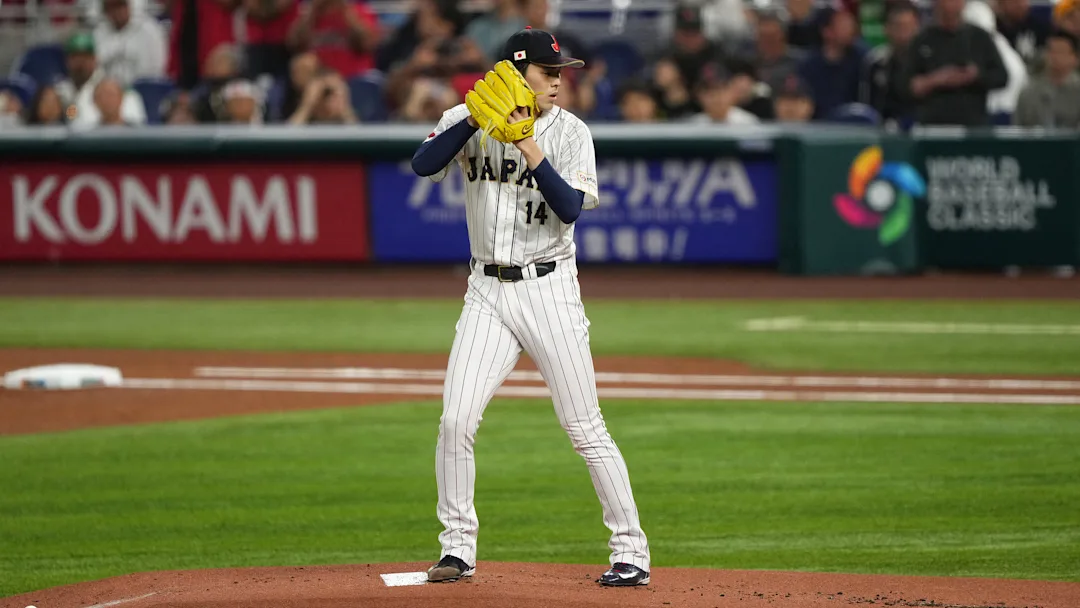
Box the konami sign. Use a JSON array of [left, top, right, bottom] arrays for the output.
[[1, 163, 369, 261]]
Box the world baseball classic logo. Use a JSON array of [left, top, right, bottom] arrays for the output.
[[833, 146, 926, 246]]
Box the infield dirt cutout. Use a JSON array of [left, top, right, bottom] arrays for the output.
[[3, 347, 1080, 608]]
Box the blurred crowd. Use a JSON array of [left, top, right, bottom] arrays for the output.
[[1, 0, 1079, 129]]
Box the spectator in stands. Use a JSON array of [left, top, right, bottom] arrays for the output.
[[288, 69, 357, 123], [964, 0, 1028, 117], [190, 43, 246, 122], [397, 74, 459, 122], [377, 0, 479, 73], [1054, 0, 1080, 40], [279, 51, 321, 121], [206, 80, 265, 123], [91, 77, 135, 126], [687, 60, 760, 124], [376, 0, 437, 72], [465, 0, 527, 62], [0, 91, 25, 129], [665, 4, 728, 90], [651, 56, 698, 118], [660, 0, 752, 53], [286, 0, 381, 79], [771, 72, 815, 121], [94, 0, 168, 87], [1014, 29, 1080, 127], [27, 86, 67, 125], [617, 79, 660, 122], [167, 0, 240, 91], [56, 32, 147, 128], [225, 79, 263, 123], [244, 0, 301, 80], [160, 90, 199, 123], [751, 8, 806, 85], [859, 1, 919, 125], [902, 0, 1007, 126], [383, 0, 485, 118], [798, 7, 866, 119], [786, 0, 822, 48], [80, 0, 149, 26], [995, 0, 1050, 66], [727, 56, 774, 119], [221, 78, 264, 123]]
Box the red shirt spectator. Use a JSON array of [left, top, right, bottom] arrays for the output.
[[287, 0, 380, 78], [244, 0, 301, 78], [167, 0, 239, 89], [246, 0, 300, 44]]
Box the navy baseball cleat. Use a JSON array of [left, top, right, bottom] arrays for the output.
[[427, 555, 475, 582], [597, 562, 650, 586]]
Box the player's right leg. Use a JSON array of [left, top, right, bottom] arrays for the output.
[[505, 266, 651, 582], [432, 273, 522, 581]]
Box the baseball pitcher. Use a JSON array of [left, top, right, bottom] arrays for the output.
[[410, 27, 652, 587]]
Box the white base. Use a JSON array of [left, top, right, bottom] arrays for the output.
[[3, 364, 123, 390], [380, 572, 429, 587]]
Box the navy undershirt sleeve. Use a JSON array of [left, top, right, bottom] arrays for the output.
[[411, 118, 478, 177], [531, 158, 585, 224]]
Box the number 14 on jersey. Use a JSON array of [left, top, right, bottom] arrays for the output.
[[525, 200, 549, 225]]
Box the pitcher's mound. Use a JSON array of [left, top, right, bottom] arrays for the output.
[[6, 562, 1080, 608]]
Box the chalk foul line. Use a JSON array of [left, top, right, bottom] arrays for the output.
[[120, 378, 1080, 406], [192, 366, 1080, 392], [743, 317, 1080, 336]]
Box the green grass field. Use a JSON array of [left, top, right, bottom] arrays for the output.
[[2, 297, 1080, 596], [2, 298, 1080, 373]]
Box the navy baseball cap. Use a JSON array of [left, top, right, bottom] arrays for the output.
[[674, 4, 704, 31], [501, 27, 585, 68], [772, 72, 812, 98], [695, 60, 732, 90]]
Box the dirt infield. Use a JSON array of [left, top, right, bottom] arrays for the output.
[[5, 562, 1080, 608]]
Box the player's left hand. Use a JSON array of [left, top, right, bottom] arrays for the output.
[[508, 107, 532, 131], [508, 107, 538, 155]]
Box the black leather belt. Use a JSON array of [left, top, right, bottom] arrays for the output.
[[482, 261, 556, 282]]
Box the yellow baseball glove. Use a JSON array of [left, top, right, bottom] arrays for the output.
[[465, 60, 538, 148]]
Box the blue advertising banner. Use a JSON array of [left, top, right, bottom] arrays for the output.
[[368, 158, 778, 263]]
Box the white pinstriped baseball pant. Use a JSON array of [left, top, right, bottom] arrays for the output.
[[435, 259, 651, 571]]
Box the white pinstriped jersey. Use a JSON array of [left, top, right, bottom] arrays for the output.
[[423, 103, 599, 267]]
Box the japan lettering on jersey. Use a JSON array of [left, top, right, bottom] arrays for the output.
[[423, 104, 599, 267]]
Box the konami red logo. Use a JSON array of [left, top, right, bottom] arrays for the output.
[[0, 162, 371, 261]]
